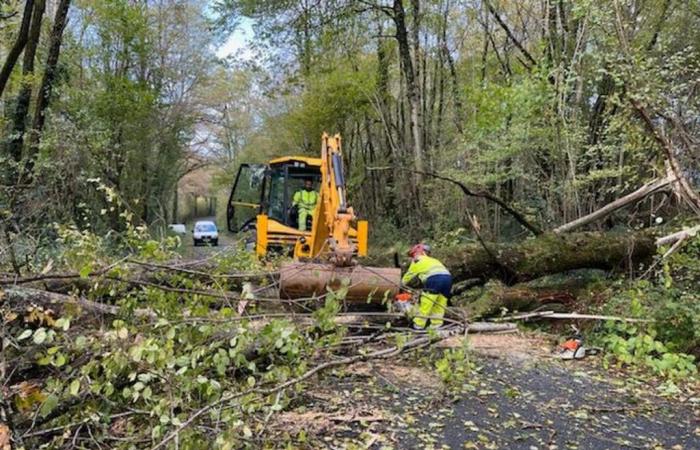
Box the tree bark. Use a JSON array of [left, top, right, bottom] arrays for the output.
[[5, 0, 45, 168], [0, 0, 34, 98], [455, 282, 577, 319], [29, 0, 72, 151], [2, 286, 119, 316], [392, 0, 424, 181], [440, 230, 657, 285]]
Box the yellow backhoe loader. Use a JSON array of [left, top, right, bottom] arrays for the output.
[[226, 133, 400, 302]]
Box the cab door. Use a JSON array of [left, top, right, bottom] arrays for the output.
[[227, 164, 267, 233]]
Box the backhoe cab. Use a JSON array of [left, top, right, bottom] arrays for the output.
[[226, 134, 367, 261], [226, 156, 325, 252]]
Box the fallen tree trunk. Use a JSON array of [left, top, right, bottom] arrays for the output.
[[1, 286, 154, 318], [453, 281, 581, 319], [2, 286, 117, 315], [440, 230, 656, 285]]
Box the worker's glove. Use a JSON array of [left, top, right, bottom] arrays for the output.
[[402, 277, 421, 289]]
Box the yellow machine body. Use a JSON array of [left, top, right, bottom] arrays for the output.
[[226, 133, 398, 302]]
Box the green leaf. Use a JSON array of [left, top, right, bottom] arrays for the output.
[[33, 328, 47, 345], [54, 317, 71, 331], [54, 353, 67, 367], [18, 329, 32, 341], [79, 263, 93, 279], [69, 379, 81, 396], [75, 336, 87, 348], [40, 394, 59, 417], [117, 327, 129, 340]]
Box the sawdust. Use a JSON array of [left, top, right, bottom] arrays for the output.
[[271, 409, 386, 435], [347, 361, 441, 390], [440, 332, 553, 360]]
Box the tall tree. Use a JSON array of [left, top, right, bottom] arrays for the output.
[[5, 0, 45, 168], [0, 0, 34, 98], [30, 0, 72, 144]]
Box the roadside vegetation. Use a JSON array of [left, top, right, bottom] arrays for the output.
[[1, 0, 699, 448]]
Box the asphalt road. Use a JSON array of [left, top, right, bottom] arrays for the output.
[[411, 357, 699, 449], [274, 334, 700, 449]]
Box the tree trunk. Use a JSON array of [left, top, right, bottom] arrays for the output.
[[5, 0, 45, 169], [455, 282, 577, 319], [440, 230, 657, 285], [29, 0, 72, 153], [0, 0, 35, 98], [392, 0, 424, 180]]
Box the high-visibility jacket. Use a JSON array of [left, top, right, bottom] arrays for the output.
[[293, 189, 318, 211], [402, 255, 450, 285]]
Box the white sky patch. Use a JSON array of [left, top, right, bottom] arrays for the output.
[[216, 18, 255, 60]]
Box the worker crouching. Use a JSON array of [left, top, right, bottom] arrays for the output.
[[402, 244, 452, 330]]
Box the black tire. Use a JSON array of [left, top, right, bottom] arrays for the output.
[[213, 239, 219, 246], [193, 240, 199, 247]]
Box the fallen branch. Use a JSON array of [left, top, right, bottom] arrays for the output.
[[554, 176, 677, 233], [1, 286, 154, 318], [367, 166, 542, 235], [2, 286, 117, 315], [125, 259, 278, 280], [491, 311, 651, 323], [468, 322, 518, 333], [0, 257, 126, 285], [150, 326, 463, 450], [630, 97, 700, 215], [654, 224, 700, 246]]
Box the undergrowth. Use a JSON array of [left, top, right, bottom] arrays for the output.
[[593, 233, 700, 380]]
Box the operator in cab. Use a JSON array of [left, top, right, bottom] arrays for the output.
[[402, 243, 452, 330], [293, 178, 319, 231]]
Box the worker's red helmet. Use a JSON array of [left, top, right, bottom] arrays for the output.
[[407, 243, 431, 258]]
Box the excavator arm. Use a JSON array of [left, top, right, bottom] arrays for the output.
[[293, 133, 368, 265]]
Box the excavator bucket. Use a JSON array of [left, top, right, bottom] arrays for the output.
[[279, 262, 401, 303]]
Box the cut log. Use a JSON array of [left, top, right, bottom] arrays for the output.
[[467, 322, 518, 333], [440, 231, 656, 285]]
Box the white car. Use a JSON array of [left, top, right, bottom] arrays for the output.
[[193, 221, 219, 246]]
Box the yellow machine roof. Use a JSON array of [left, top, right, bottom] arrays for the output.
[[268, 156, 322, 167]]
